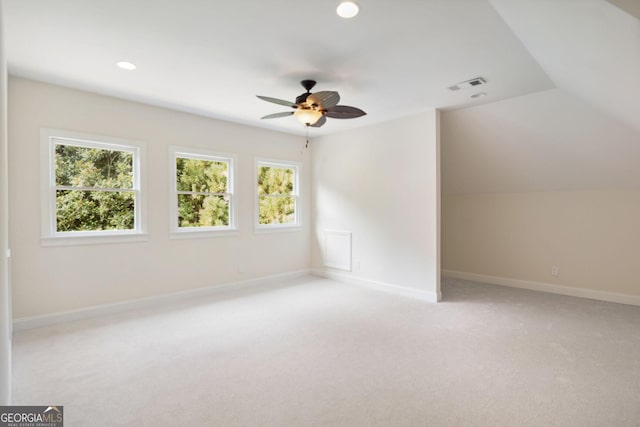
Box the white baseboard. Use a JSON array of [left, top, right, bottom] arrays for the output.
[[311, 268, 441, 303], [442, 270, 640, 307], [13, 269, 311, 332]]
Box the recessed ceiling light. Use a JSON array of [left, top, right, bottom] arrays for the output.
[[470, 92, 487, 98], [116, 61, 136, 71], [337, 1, 359, 19]]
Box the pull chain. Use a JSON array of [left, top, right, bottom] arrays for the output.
[[305, 126, 310, 148]]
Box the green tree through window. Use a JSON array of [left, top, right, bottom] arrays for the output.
[[55, 144, 135, 232], [175, 156, 231, 228], [257, 162, 297, 225]]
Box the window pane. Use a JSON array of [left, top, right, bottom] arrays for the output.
[[257, 166, 294, 195], [176, 158, 228, 193], [178, 194, 230, 227], [56, 190, 135, 232], [259, 196, 296, 224], [55, 144, 133, 189]]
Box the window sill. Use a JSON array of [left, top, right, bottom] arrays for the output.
[[41, 232, 149, 247], [169, 228, 239, 239], [254, 225, 302, 234]]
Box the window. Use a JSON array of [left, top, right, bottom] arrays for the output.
[[40, 129, 146, 244], [170, 147, 236, 235], [256, 159, 300, 229]]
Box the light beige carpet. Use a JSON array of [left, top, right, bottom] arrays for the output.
[[12, 276, 640, 426]]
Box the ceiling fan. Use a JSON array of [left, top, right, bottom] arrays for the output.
[[257, 80, 366, 127]]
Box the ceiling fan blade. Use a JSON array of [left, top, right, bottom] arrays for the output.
[[310, 115, 327, 128], [325, 105, 367, 119], [256, 95, 297, 108], [307, 91, 340, 109], [261, 111, 294, 120]]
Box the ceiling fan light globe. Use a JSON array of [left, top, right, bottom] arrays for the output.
[[294, 109, 323, 126]]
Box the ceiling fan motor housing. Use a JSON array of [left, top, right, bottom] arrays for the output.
[[296, 80, 317, 105], [296, 93, 311, 105]]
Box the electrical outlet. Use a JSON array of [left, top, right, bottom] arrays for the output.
[[238, 264, 246, 273], [551, 266, 559, 277]]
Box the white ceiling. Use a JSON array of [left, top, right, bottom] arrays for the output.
[[4, 0, 555, 136]]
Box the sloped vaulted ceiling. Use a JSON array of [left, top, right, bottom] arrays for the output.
[[441, 88, 640, 194], [607, 0, 640, 20], [490, 0, 640, 134], [442, 0, 640, 194]]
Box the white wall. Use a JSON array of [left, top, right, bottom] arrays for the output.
[[8, 77, 311, 319], [311, 111, 440, 301], [0, 2, 13, 404], [443, 191, 640, 297], [441, 89, 640, 300]]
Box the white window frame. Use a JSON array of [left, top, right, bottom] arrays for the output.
[[40, 128, 147, 246], [170, 146, 238, 238], [255, 158, 301, 232]]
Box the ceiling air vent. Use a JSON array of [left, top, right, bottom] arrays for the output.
[[448, 77, 487, 91]]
